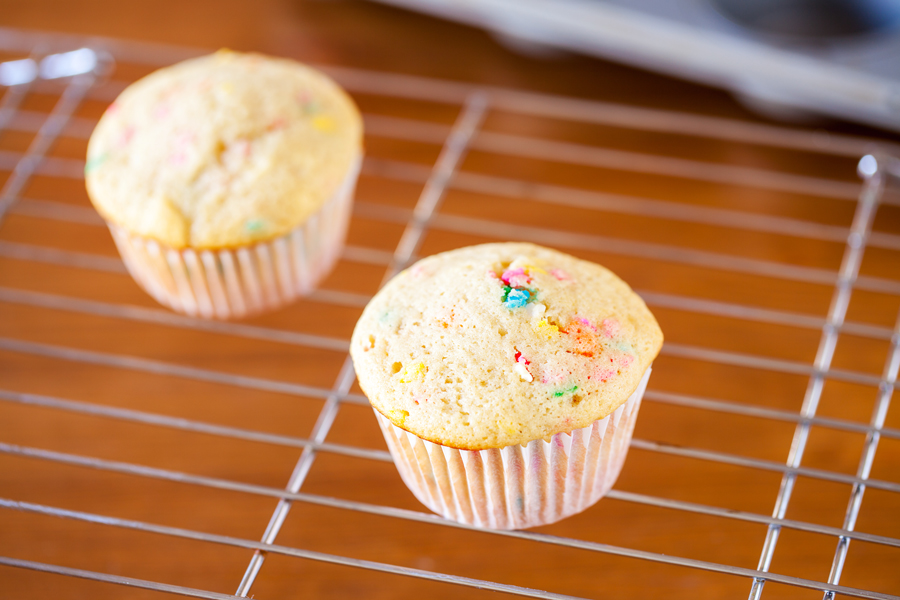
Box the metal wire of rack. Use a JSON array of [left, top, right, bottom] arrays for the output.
[[0, 26, 899, 600]]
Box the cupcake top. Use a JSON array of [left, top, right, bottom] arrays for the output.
[[85, 50, 362, 250], [350, 243, 663, 450]]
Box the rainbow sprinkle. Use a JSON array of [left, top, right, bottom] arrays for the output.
[[549, 268, 571, 281], [387, 409, 409, 425], [553, 385, 579, 398], [244, 219, 266, 232], [503, 287, 531, 309], [399, 362, 426, 383], [534, 318, 560, 339], [312, 115, 336, 132], [84, 153, 109, 174], [501, 267, 530, 288], [514, 350, 533, 382]]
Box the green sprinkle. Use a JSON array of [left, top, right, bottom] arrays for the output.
[[303, 100, 321, 115], [553, 385, 579, 398], [84, 153, 109, 174], [244, 219, 266, 232]]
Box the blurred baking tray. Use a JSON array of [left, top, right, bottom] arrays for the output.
[[0, 26, 899, 600]]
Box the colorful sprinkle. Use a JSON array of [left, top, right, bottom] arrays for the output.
[[553, 385, 579, 398], [495, 260, 545, 309], [153, 103, 171, 119], [312, 115, 336, 132], [244, 219, 266, 232], [504, 288, 531, 309], [300, 96, 322, 115], [590, 367, 616, 382], [168, 131, 196, 166], [409, 264, 430, 278], [574, 316, 597, 332], [118, 126, 135, 147], [534, 318, 559, 339], [601, 318, 621, 338], [549, 268, 570, 281], [84, 153, 109, 174], [514, 350, 533, 382], [501, 267, 530, 288], [387, 409, 409, 425], [267, 117, 288, 131], [399, 362, 426, 383], [539, 361, 571, 385]]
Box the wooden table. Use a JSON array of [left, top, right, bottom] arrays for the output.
[[0, 2, 899, 599]]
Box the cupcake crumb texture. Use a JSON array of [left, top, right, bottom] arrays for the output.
[[351, 243, 663, 450]]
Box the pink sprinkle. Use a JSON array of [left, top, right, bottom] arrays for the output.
[[486, 270, 499, 279], [539, 362, 569, 385], [118, 126, 135, 147], [105, 102, 120, 115], [168, 132, 197, 165], [590, 367, 616, 382], [267, 117, 287, 131], [601, 318, 621, 338], [618, 354, 634, 368], [175, 132, 195, 147], [550, 268, 570, 281], [574, 316, 597, 332], [501, 267, 529, 288], [153, 103, 171, 119]]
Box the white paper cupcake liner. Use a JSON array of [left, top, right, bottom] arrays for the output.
[[375, 367, 651, 530], [108, 156, 361, 320]]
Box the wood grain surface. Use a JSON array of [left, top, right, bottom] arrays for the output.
[[0, 1, 899, 599]]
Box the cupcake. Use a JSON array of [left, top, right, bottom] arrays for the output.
[[350, 243, 663, 529], [85, 50, 363, 319]]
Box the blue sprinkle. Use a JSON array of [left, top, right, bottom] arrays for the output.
[[504, 288, 530, 309]]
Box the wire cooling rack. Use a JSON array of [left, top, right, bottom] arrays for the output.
[[0, 26, 899, 600]]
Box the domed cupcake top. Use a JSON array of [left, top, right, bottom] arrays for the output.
[[351, 243, 663, 450], [86, 50, 362, 249]]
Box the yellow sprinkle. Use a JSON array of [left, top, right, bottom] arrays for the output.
[[388, 409, 409, 425], [399, 362, 426, 383], [312, 115, 336, 132], [523, 263, 547, 276], [219, 82, 234, 94], [534, 318, 559, 340]]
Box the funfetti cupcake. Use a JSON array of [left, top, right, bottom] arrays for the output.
[[350, 243, 663, 530], [85, 50, 363, 319]]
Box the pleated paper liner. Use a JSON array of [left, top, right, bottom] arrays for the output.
[[107, 157, 361, 320], [376, 367, 651, 530]]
